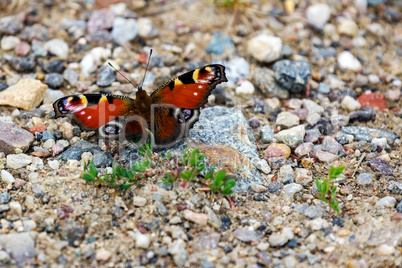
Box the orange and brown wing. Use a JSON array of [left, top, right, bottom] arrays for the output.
[[53, 94, 135, 130], [150, 64, 227, 109]]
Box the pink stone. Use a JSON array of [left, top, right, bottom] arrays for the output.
[[15, 41, 30, 56], [183, 210, 208, 225]]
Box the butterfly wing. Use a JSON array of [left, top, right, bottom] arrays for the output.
[[53, 94, 135, 130], [148, 64, 227, 146], [150, 64, 227, 109]]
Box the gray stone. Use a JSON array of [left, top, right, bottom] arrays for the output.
[[388, 182, 402, 194], [356, 173, 374, 185], [303, 206, 326, 219], [274, 125, 305, 148], [273, 60, 311, 93], [189, 106, 265, 191], [111, 17, 138, 45], [6, 154, 33, 169], [260, 125, 275, 144], [251, 67, 289, 99], [0, 192, 11, 204], [0, 232, 36, 265], [233, 229, 263, 242], [157, 203, 169, 216], [375, 196, 396, 207], [63, 68, 78, 86], [321, 136, 344, 155], [276, 112, 300, 128], [45, 73, 64, 88], [97, 65, 116, 87]]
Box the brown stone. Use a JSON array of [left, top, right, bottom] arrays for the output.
[[0, 79, 47, 110], [0, 122, 34, 155]]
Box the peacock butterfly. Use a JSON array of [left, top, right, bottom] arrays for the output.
[[53, 64, 227, 147]]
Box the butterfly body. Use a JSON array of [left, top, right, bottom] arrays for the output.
[[53, 64, 227, 147]]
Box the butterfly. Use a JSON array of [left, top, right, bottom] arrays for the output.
[[53, 64, 227, 147]]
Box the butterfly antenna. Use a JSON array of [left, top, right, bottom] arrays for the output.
[[139, 49, 153, 90], [107, 62, 137, 88]]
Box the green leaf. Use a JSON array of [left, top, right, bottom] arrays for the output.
[[222, 189, 234, 196], [89, 163, 98, 177], [119, 183, 132, 189], [197, 163, 206, 173], [214, 170, 226, 187], [224, 179, 236, 190], [331, 185, 337, 198], [166, 151, 172, 160], [181, 170, 191, 180], [204, 170, 214, 181], [315, 178, 322, 192], [127, 170, 134, 180], [329, 166, 345, 180], [83, 172, 95, 182], [322, 179, 330, 194], [316, 196, 329, 203]]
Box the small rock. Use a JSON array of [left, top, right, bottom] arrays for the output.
[[97, 65, 116, 87], [15, 41, 30, 56], [274, 125, 305, 148], [48, 160, 60, 170], [315, 150, 338, 163], [341, 96, 361, 111], [356, 173, 374, 185], [377, 244, 395, 255], [273, 60, 311, 93], [133, 196, 147, 207], [168, 239, 187, 266], [95, 248, 112, 262], [112, 17, 138, 45], [375, 196, 396, 207], [0, 192, 11, 204], [384, 88, 400, 102], [183, 210, 208, 225], [269, 227, 294, 247], [264, 143, 291, 159], [43, 89, 64, 104], [233, 229, 263, 242], [135, 232, 150, 249], [317, 83, 331, 94], [247, 34, 282, 63], [45, 73, 64, 88], [6, 154, 33, 169], [338, 20, 359, 37], [9, 55, 36, 72], [0, 232, 36, 265], [283, 183, 303, 202], [1, 36, 20, 50], [43, 59, 65, 73], [260, 125, 274, 144], [14, 179, 26, 189], [276, 111, 300, 128], [57, 204, 74, 219], [295, 168, 313, 185], [0, 79, 47, 110], [206, 32, 235, 55], [44, 39, 69, 59], [43, 139, 55, 150], [357, 93, 388, 111], [0, 122, 34, 155], [306, 3, 331, 29], [137, 17, 158, 38], [337, 51, 362, 72], [1, 170, 14, 185], [304, 206, 326, 219], [279, 165, 295, 184], [388, 182, 402, 194], [295, 142, 314, 157], [63, 68, 78, 86], [368, 158, 393, 175], [235, 80, 254, 95], [9, 201, 22, 216], [157, 203, 169, 216], [321, 136, 344, 155]]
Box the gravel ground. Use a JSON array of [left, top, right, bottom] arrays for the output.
[[0, 0, 401, 267]]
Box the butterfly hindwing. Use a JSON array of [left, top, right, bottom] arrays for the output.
[[53, 94, 135, 130], [150, 64, 227, 109]]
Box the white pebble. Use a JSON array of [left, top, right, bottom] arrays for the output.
[[235, 80, 255, 95], [341, 96, 361, 111], [1, 170, 15, 185], [337, 51, 362, 72], [48, 160, 60, 170]]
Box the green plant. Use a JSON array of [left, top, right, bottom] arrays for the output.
[[315, 166, 345, 215], [180, 148, 207, 181], [162, 172, 175, 185], [208, 169, 237, 196], [83, 158, 152, 189]]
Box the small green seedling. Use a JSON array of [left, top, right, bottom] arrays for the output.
[[180, 148, 207, 181], [315, 166, 345, 215], [208, 169, 237, 196]]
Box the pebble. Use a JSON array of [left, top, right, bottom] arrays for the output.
[[14, 179, 26, 189], [264, 143, 291, 158], [63, 68, 78, 86], [168, 239, 187, 266], [233, 229, 263, 243], [112, 17, 138, 45], [97, 65, 116, 87], [279, 165, 295, 184], [183, 210, 208, 225], [303, 99, 324, 116], [317, 83, 330, 94], [356, 173, 374, 185], [375, 196, 396, 207], [306, 3, 331, 29], [295, 168, 313, 185], [283, 183, 303, 202], [315, 150, 338, 163], [304, 206, 326, 219], [337, 126, 399, 144], [388, 182, 402, 195], [0, 79, 47, 110], [321, 136, 344, 155], [133, 196, 147, 207], [349, 107, 376, 123], [137, 17, 158, 38], [337, 51, 362, 71], [8, 54, 36, 72], [1, 170, 15, 185], [0, 122, 34, 155], [206, 32, 235, 55], [368, 158, 393, 175], [235, 80, 254, 95], [274, 125, 305, 148], [43, 59, 65, 73], [43, 139, 56, 150], [6, 154, 33, 169], [1, 36, 20, 50], [276, 111, 300, 128], [357, 93, 388, 111], [44, 89, 64, 104], [273, 60, 311, 93], [0, 232, 36, 265], [88, 8, 115, 34], [295, 142, 314, 157], [338, 20, 359, 37], [0, 192, 11, 204], [157, 203, 169, 216], [135, 232, 150, 249], [45, 73, 64, 88], [44, 39, 69, 59], [48, 160, 60, 170], [15, 41, 30, 56], [95, 248, 112, 262], [80, 53, 96, 78], [377, 244, 395, 255], [247, 34, 282, 63], [9, 201, 22, 216], [0, 82, 8, 91], [31, 39, 47, 57], [341, 96, 361, 111], [269, 227, 294, 247], [260, 125, 275, 144]]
